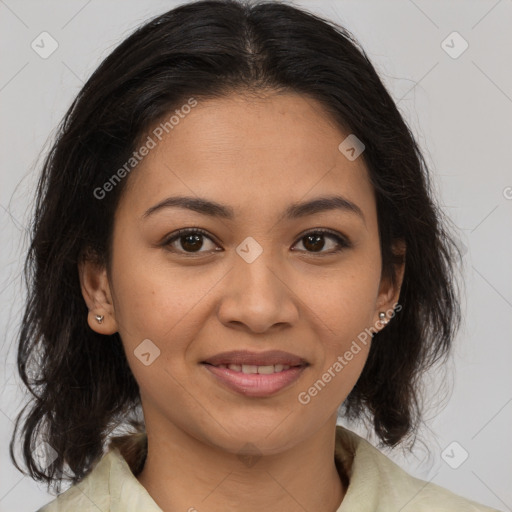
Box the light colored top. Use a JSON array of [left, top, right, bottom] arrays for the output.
[[37, 425, 501, 511]]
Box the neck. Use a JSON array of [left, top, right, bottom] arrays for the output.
[[136, 418, 346, 512]]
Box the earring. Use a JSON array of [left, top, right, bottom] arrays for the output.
[[94, 314, 104, 324], [378, 312, 389, 325]]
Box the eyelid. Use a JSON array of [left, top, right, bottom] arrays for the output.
[[161, 227, 351, 254], [292, 228, 352, 253], [295, 227, 350, 243], [161, 227, 220, 250]]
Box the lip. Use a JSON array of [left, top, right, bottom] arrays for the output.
[[202, 350, 307, 367], [202, 363, 307, 397]]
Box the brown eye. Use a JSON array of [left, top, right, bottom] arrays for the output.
[[180, 233, 204, 252], [162, 228, 351, 256], [302, 233, 325, 252], [163, 228, 219, 254], [293, 230, 351, 254]]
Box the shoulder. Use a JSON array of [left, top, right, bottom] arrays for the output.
[[335, 426, 502, 512], [36, 449, 115, 512], [36, 447, 161, 512]]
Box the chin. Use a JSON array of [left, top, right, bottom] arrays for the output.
[[196, 413, 304, 456]]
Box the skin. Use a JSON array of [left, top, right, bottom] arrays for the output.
[[79, 91, 405, 512]]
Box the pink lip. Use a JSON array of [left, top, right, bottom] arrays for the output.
[[202, 364, 307, 397], [202, 349, 307, 367]]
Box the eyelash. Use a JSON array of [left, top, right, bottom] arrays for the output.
[[161, 227, 351, 256]]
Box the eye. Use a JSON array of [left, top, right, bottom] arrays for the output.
[[292, 229, 351, 254], [162, 228, 221, 255], [161, 227, 351, 256]]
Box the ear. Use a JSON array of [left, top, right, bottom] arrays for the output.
[[78, 256, 118, 335], [373, 239, 406, 330]]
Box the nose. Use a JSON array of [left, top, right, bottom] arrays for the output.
[[216, 250, 300, 334]]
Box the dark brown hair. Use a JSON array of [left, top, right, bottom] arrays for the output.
[[10, 0, 462, 493]]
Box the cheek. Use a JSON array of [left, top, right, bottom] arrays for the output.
[[300, 258, 381, 342], [109, 244, 225, 360], [297, 278, 374, 414], [296, 257, 379, 402]]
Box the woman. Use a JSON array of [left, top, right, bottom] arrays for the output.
[[9, 0, 502, 510]]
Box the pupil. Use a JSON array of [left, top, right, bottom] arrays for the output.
[[182, 234, 203, 252], [179, 233, 327, 253], [304, 234, 325, 252]]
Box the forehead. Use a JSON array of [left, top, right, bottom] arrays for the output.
[[119, 92, 376, 225]]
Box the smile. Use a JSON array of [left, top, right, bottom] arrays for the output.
[[208, 363, 294, 374], [202, 362, 307, 397]]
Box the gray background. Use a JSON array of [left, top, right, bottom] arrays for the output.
[[1, 0, 511, 510]]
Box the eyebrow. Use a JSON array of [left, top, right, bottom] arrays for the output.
[[142, 194, 365, 224]]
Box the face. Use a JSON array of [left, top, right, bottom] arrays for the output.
[[80, 91, 404, 455]]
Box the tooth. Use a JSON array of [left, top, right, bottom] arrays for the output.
[[242, 364, 258, 374], [223, 364, 294, 374], [257, 365, 275, 374]]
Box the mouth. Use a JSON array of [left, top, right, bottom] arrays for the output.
[[203, 363, 300, 374], [201, 350, 309, 397], [201, 349, 308, 368]]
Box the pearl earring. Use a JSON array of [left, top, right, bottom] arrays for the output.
[[95, 314, 104, 324], [379, 312, 389, 325]]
